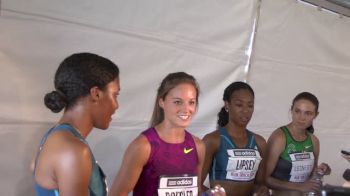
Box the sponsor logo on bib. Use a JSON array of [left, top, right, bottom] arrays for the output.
[[167, 178, 193, 187], [158, 175, 198, 196]]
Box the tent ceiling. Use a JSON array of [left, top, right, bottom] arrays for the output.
[[301, 0, 350, 17]]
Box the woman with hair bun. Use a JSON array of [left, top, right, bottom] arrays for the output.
[[33, 52, 120, 196], [201, 81, 269, 196]]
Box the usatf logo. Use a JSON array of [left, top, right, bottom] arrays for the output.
[[167, 178, 193, 187]]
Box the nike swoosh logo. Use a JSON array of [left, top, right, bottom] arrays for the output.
[[305, 145, 312, 149], [184, 148, 193, 154]]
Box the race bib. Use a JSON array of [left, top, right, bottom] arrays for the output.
[[226, 149, 261, 181], [289, 152, 314, 182], [158, 175, 198, 196]]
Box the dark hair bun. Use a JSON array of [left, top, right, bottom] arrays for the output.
[[217, 107, 228, 127], [44, 91, 67, 113]]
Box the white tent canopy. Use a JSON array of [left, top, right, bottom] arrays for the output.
[[0, 0, 349, 195]]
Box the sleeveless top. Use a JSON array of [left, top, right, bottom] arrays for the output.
[[209, 127, 262, 182], [34, 124, 107, 196], [271, 126, 314, 182], [133, 127, 198, 196]]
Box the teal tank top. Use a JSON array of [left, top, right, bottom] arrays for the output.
[[34, 124, 107, 196], [209, 127, 262, 182]]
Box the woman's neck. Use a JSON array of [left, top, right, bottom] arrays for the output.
[[287, 123, 307, 141], [58, 105, 93, 138], [225, 122, 247, 137], [154, 122, 186, 143]]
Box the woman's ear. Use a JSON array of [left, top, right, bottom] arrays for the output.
[[158, 98, 164, 109], [90, 86, 101, 101], [315, 111, 319, 118], [224, 101, 229, 111]]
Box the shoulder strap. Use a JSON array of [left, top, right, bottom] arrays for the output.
[[245, 130, 256, 149], [34, 124, 89, 173], [219, 127, 236, 148]]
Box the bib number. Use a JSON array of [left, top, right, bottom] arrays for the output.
[[226, 149, 261, 181], [289, 152, 314, 182], [158, 175, 198, 196]]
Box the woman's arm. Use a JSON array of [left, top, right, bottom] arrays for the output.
[[254, 134, 267, 184], [200, 131, 220, 191], [108, 135, 151, 196], [310, 135, 331, 176], [54, 134, 92, 196], [253, 134, 270, 195], [311, 134, 320, 171], [193, 135, 206, 193], [264, 129, 301, 191]]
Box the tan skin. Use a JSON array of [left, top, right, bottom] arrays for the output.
[[265, 99, 330, 196], [109, 83, 224, 196], [201, 89, 269, 196], [33, 78, 120, 196]]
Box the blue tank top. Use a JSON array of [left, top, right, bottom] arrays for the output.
[[133, 127, 198, 196], [209, 127, 262, 182], [34, 124, 107, 196]]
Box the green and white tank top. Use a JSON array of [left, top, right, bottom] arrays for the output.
[[271, 126, 315, 182]]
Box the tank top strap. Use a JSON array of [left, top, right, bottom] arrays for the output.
[[58, 124, 87, 143], [245, 130, 257, 149], [219, 127, 236, 148], [280, 126, 292, 144], [142, 127, 159, 165], [219, 127, 257, 149], [57, 124, 97, 161], [34, 124, 89, 173], [143, 127, 159, 141], [281, 126, 312, 144], [184, 130, 194, 143]]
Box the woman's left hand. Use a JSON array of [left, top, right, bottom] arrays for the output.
[[254, 185, 270, 196], [201, 185, 226, 196]]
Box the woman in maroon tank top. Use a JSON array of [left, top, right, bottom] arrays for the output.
[[109, 72, 225, 196]]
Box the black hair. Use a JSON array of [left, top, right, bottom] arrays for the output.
[[150, 72, 200, 127], [44, 52, 119, 113], [343, 169, 350, 181], [291, 92, 319, 134], [217, 81, 254, 127]]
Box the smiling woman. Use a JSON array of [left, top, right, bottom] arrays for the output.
[[108, 72, 208, 196]]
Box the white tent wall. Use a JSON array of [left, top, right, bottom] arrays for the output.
[[0, 0, 349, 195], [0, 0, 257, 195], [249, 0, 350, 186]]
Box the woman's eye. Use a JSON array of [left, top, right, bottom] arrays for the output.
[[306, 111, 313, 116], [174, 101, 181, 105]]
